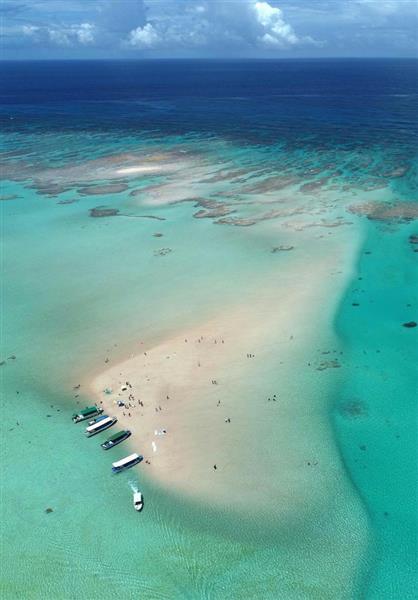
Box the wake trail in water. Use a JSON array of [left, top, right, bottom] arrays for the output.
[[128, 478, 139, 493]]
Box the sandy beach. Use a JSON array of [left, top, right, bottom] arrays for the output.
[[88, 228, 371, 593], [90, 231, 365, 515]]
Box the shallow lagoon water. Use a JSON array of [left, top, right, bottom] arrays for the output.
[[1, 59, 417, 599], [334, 223, 418, 598]]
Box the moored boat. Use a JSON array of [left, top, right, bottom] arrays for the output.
[[101, 430, 131, 450], [72, 406, 103, 423], [88, 414, 108, 426], [133, 491, 144, 511], [85, 416, 117, 437], [112, 453, 143, 473]]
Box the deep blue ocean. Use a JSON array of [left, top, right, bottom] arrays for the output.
[[2, 59, 418, 146]]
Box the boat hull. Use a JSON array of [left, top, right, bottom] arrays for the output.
[[86, 419, 117, 437], [112, 455, 143, 473], [88, 415, 108, 426], [72, 408, 103, 423]]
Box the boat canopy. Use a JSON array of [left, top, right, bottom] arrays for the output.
[[112, 453, 140, 469], [86, 416, 114, 433], [79, 406, 99, 416], [107, 430, 127, 442]]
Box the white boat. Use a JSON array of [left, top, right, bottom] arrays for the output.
[[133, 491, 143, 511], [112, 453, 143, 473], [85, 416, 117, 437], [88, 414, 108, 426]]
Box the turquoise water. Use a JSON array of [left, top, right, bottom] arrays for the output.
[[1, 179, 358, 599], [1, 60, 417, 598], [334, 223, 418, 598]]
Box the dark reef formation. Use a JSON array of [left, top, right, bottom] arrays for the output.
[[338, 400, 368, 420], [57, 198, 79, 205], [348, 201, 418, 223], [153, 248, 172, 256], [89, 206, 120, 218], [271, 246, 295, 253], [79, 183, 128, 195], [0, 194, 19, 201]]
